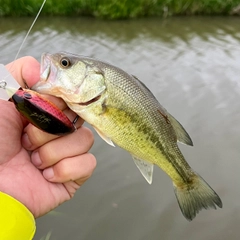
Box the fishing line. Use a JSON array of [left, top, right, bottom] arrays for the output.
[[4, 0, 47, 79]]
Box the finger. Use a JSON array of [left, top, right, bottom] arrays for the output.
[[42, 153, 97, 186], [36, 92, 68, 111], [22, 113, 84, 150], [6, 56, 40, 87], [20, 86, 84, 151], [21, 92, 75, 150], [31, 126, 94, 168], [6, 56, 68, 110]]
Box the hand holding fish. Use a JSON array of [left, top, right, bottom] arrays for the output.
[[0, 57, 96, 218]]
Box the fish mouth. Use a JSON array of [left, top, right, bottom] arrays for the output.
[[40, 53, 52, 82], [40, 58, 50, 81], [32, 53, 53, 92], [78, 94, 101, 106]]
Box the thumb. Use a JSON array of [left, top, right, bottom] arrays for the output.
[[6, 56, 40, 88]]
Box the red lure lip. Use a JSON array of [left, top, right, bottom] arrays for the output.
[[11, 88, 76, 135]]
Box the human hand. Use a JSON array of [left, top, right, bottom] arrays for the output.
[[0, 57, 96, 218]]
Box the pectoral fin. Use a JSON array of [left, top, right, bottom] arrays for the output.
[[167, 113, 193, 146], [94, 127, 115, 147], [132, 156, 154, 184]]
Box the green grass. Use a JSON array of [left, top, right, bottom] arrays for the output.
[[0, 0, 240, 19]]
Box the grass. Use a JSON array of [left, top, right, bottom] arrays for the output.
[[0, 0, 240, 19]]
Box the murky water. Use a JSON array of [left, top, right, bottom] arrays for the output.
[[1, 16, 240, 240]]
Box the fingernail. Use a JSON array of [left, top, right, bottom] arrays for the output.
[[22, 133, 32, 149], [31, 151, 42, 167], [43, 168, 54, 180]]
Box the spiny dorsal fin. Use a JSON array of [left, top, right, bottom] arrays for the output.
[[167, 113, 193, 146], [132, 74, 193, 146], [132, 156, 154, 184]]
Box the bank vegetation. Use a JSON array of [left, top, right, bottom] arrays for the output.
[[1, 0, 240, 19]]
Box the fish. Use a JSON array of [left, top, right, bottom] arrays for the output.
[[11, 88, 76, 135], [32, 52, 222, 221]]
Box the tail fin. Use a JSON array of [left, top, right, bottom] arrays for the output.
[[173, 173, 222, 221]]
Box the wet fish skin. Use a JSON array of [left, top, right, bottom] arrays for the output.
[[33, 52, 222, 220]]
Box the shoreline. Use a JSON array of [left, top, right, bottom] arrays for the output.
[[0, 0, 240, 19]]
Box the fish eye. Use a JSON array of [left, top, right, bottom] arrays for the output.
[[60, 58, 71, 68]]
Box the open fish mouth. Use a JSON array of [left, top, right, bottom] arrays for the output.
[[40, 53, 52, 81], [40, 61, 50, 81], [32, 53, 57, 93]]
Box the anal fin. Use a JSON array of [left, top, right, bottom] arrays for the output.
[[132, 156, 154, 184]]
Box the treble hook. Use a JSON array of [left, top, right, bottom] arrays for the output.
[[0, 64, 21, 100]]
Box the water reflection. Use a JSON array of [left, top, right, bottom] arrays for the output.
[[1, 16, 240, 240]]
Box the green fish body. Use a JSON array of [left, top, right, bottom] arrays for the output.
[[33, 52, 222, 220]]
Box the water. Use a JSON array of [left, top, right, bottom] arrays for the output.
[[1, 16, 240, 239]]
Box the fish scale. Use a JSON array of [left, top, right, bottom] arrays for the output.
[[32, 52, 222, 221], [104, 66, 189, 179]]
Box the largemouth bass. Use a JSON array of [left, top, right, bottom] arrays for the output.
[[33, 52, 222, 221]]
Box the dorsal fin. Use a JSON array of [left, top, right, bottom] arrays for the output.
[[132, 74, 193, 146], [167, 113, 193, 146]]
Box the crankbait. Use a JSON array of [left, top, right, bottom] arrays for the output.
[[11, 88, 76, 135]]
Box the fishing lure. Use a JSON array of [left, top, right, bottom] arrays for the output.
[[11, 88, 76, 135], [0, 63, 76, 135], [0, 0, 76, 135]]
